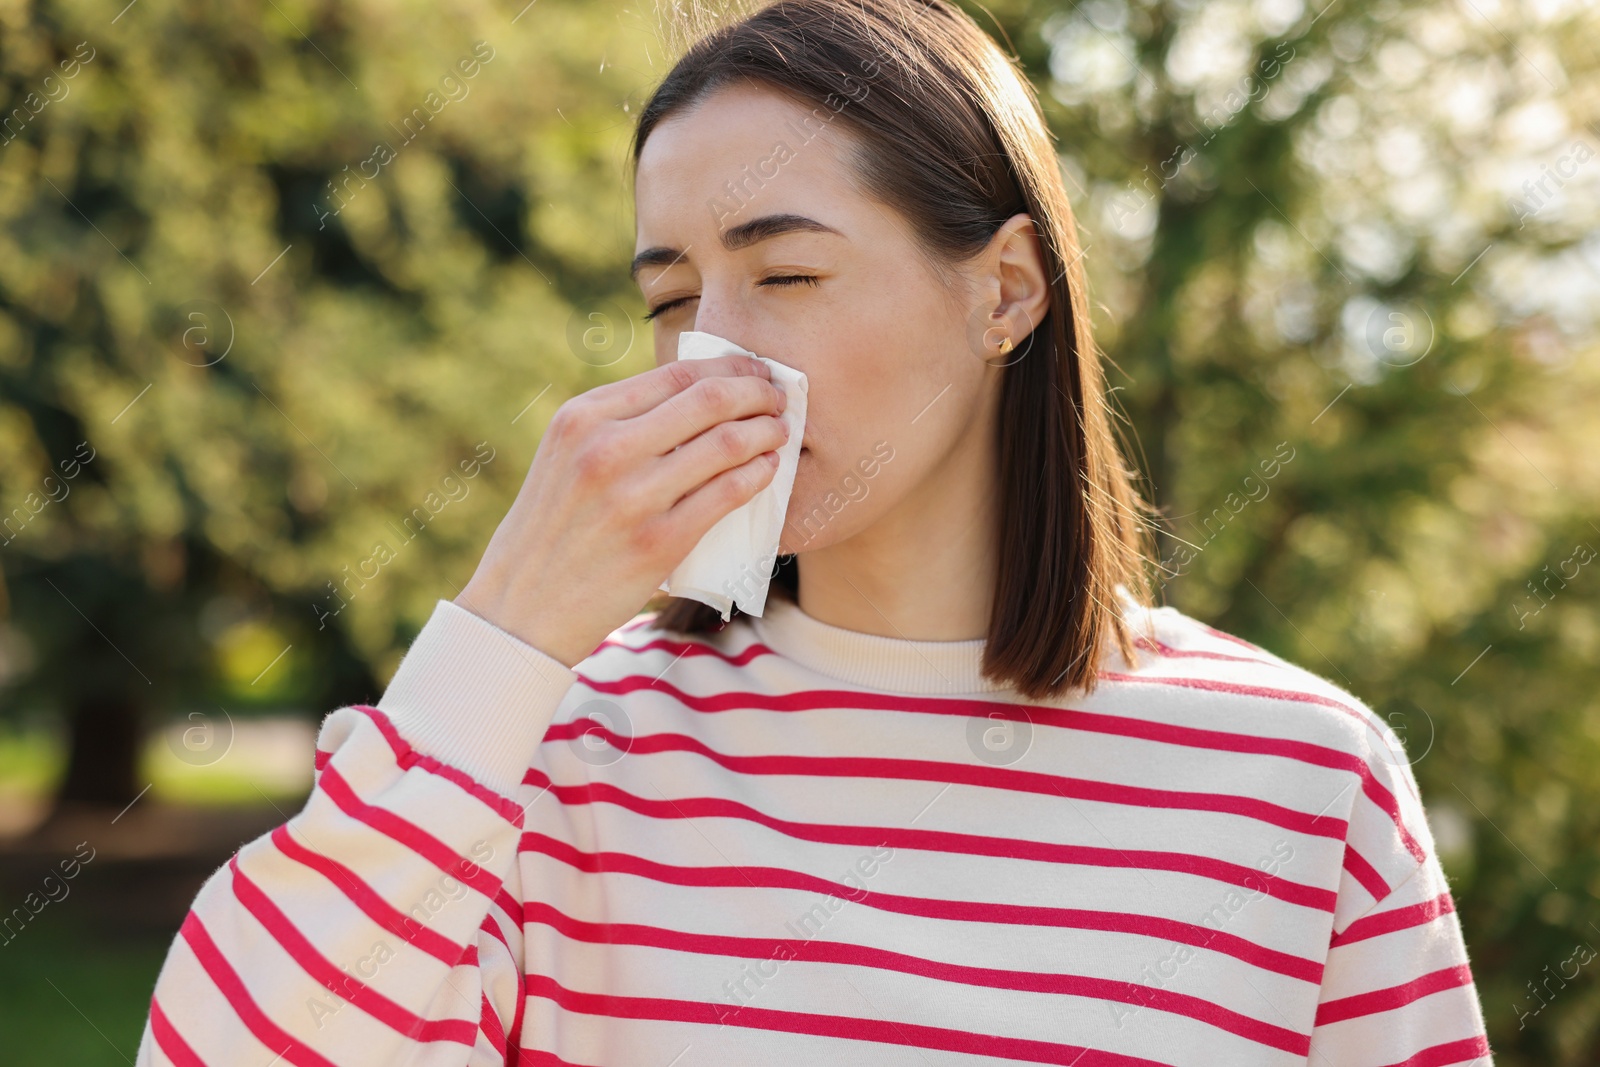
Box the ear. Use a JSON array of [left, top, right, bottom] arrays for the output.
[[978, 212, 1052, 358]]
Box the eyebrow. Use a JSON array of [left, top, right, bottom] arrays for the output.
[[630, 213, 845, 282]]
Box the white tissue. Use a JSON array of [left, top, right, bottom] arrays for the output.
[[656, 331, 809, 621]]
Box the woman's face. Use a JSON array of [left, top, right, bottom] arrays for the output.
[[632, 81, 1027, 556]]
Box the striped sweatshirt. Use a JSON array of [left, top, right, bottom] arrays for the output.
[[136, 591, 1494, 1066]]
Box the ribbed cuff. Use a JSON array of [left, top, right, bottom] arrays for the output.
[[376, 598, 579, 797]]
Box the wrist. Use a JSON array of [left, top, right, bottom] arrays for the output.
[[454, 578, 585, 669]]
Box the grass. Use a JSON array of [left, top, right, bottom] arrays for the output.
[[0, 911, 169, 1065], [0, 713, 317, 1061]]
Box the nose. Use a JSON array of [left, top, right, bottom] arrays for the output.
[[687, 314, 748, 350], [686, 287, 760, 352]]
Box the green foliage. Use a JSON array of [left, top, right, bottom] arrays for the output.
[[0, 0, 660, 725], [990, 0, 1600, 1059]]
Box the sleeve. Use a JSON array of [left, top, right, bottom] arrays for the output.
[[134, 598, 580, 1066], [1307, 727, 1495, 1066]]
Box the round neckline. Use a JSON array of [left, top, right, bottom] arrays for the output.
[[744, 593, 1015, 695]]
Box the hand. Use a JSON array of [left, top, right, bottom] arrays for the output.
[[455, 354, 791, 667]]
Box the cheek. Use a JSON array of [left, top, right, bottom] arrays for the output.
[[779, 446, 895, 554], [773, 284, 969, 551]]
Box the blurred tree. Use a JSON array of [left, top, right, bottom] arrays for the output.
[[988, 0, 1600, 1061], [0, 0, 663, 815]]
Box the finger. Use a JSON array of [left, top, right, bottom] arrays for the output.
[[623, 371, 789, 460], [661, 447, 782, 542], [585, 353, 773, 422], [646, 411, 789, 510]]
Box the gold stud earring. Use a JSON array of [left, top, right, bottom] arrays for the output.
[[997, 335, 1014, 356]]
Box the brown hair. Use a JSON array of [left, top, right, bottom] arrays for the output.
[[629, 0, 1160, 700]]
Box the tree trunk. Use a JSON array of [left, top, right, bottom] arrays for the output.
[[51, 689, 144, 810]]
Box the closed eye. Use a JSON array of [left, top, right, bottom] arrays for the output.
[[641, 298, 688, 323], [759, 274, 820, 290], [642, 275, 820, 322]]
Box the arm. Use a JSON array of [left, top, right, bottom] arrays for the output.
[[1309, 848, 1493, 1065], [136, 598, 578, 1065], [1307, 726, 1495, 1067], [135, 350, 791, 1063]]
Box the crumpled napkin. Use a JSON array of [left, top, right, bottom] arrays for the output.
[[656, 330, 809, 620]]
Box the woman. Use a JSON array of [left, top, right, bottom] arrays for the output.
[[138, 0, 1494, 1063]]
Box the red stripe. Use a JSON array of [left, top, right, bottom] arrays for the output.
[[178, 910, 343, 1067], [577, 647, 1413, 806], [1332, 893, 1455, 948], [1315, 965, 1477, 1025], [495, 888, 524, 930], [349, 705, 526, 827], [480, 991, 508, 1059], [1198, 622, 1269, 654], [227, 856, 477, 1044], [591, 632, 768, 666], [1097, 671, 1426, 859], [1375, 1035, 1493, 1067], [1135, 635, 1283, 669], [148, 996, 207, 1067], [523, 972, 1176, 1066], [314, 749, 330, 771], [596, 627, 1283, 672], [520, 831, 1323, 981], [568, 669, 1419, 861], [478, 912, 513, 957], [545, 718, 1346, 842], [599, 630, 1120, 673], [520, 1051, 603, 1067], [317, 764, 504, 898], [1342, 844, 1392, 902], [523, 900, 1310, 1053], [507, 954, 527, 1067], [520, 771, 1336, 911], [593, 615, 1392, 795], [269, 824, 465, 966], [474, 903, 526, 1064]]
